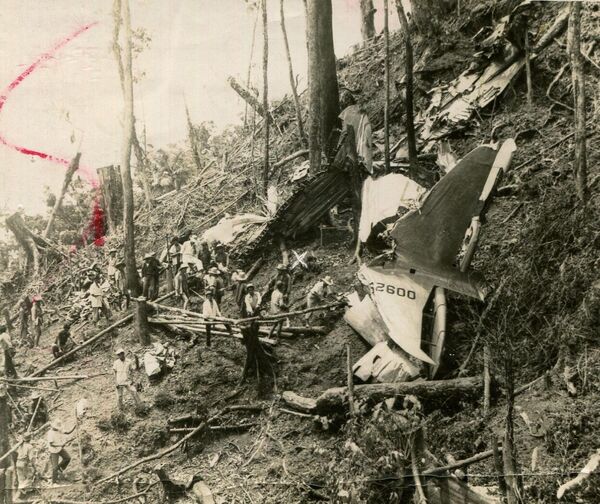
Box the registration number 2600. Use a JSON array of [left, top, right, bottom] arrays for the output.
[[368, 282, 416, 299]]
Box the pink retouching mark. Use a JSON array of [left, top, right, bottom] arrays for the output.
[[0, 23, 107, 247], [0, 22, 99, 187]]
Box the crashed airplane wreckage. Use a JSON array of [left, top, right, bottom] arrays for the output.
[[347, 139, 516, 382]]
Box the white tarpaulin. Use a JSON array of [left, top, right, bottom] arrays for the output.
[[358, 174, 425, 242], [202, 213, 269, 245], [358, 265, 435, 364]]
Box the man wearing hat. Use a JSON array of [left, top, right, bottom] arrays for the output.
[[231, 268, 249, 313], [88, 275, 111, 324], [31, 295, 44, 347], [269, 264, 293, 302], [202, 288, 221, 347], [113, 258, 129, 310], [47, 418, 76, 483], [141, 252, 161, 301], [204, 267, 225, 306], [106, 248, 118, 283], [305, 276, 334, 324], [243, 283, 262, 317], [269, 280, 288, 338], [175, 263, 190, 310], [112, 348, 141, 410], [15, 431, 36, 497]]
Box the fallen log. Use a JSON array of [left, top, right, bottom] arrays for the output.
[[423, 446, 502, 476], [310, 376, 483, 414], [31, 292, 173, 377], [44, 153, 81, 238], [228, 76, 268, 119], [281, 391, 317, 414], [4, 372, 108, 383], [156, 321, 277, 346]]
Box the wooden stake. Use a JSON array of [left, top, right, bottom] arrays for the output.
[[134, 297, 151, 345], [483, 344, 491, 415], [346, 343, 355, 417], [524, 18, 533, 108], [383, 0, 391, 172]]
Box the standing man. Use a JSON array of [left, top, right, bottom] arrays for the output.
[[106, 248, 118, 284], [15, 432, 36, 498], [0, 325, 17, 377], [141, 253, 160, 301], [18, 295, 32, 345], [47, 418, 76, 483], [243, 284, 262, 317], [305, 276, 334, 324], [205, 267, 225, 306], [202, 288, 221, 347], [231, 268, 248, 313], [174, 264, 190, 310], [31, 295, 44, 346], [88, 275, 111, 324], [113, 348, 142, 410], [269, 281, 288, 339], [114, 259, 130, 311]]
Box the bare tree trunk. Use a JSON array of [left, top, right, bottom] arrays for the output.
[[384, 0, 390, 172], [524, 18, 533, 108], [395, 0, 418, 174], [307, 0, 321, 172], [185, 103, 202, 174], [113, 0, 153, 210], [0, 374, 9, 504], [316, 0, 339, 152], [43, 153, 81, 239], [280, 0, 307, 148], [116, 0, 141, 296], [6, 213, 41, 275], [360, 0, 376, 42], [131, 129, 154, 208], [261, 0, 269, 198], [228, 76, 268, 119], [96, 165, 123, 233], [568, 2, 587, 203], [244, 7, 259, 129], [503, 352, 523, 504], [307, 0, 340, 170]]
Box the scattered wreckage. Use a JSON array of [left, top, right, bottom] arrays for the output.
[[347, 139, 516, 382]]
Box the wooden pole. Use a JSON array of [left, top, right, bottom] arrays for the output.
[[31, 293, 173, 377], [568, 1, 588, 202], [383, 0, 391, 172], [346, 343, 355, 418], [483, 344, 491, 415], [134, 297, 151, 345], [280, 0, 307, 147], [524, 17, 533, 108], [261, 0, 270, 198]]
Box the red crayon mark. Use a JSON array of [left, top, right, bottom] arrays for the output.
[[0, 23, 107, 246]]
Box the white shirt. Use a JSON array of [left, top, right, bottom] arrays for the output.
[[202, 299, 221, 318], [47, 428, 69, 454], [309, 281, 327, 300], [270, 290, 285, 314], [88, 282, 103, 308], [244, 292, 262, 315], [113, 358, 134, 386]]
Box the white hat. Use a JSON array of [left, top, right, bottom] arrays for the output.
[[323, 276, 334, 286], [115, 348, 125, 355]]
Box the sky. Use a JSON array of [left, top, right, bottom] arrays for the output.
[[0, 0, 400, 215]]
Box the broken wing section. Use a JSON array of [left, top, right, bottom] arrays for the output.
[[358, 265, 436, 365]]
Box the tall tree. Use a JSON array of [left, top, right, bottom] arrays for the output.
[[43, 152, 81, 238], [112, 0, 154, 209], [395, 0, 417, 173], [307, 0, 340, 171], [185, 102, 202, 174], [383, 0, 390, 172], [261, 0, 269, 198], [280, 0, 307, 147], [568, 1, 587, 203], [115, 0, 141, 296], [360, 0, 376, 42], [244, 6, 259, 129]]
